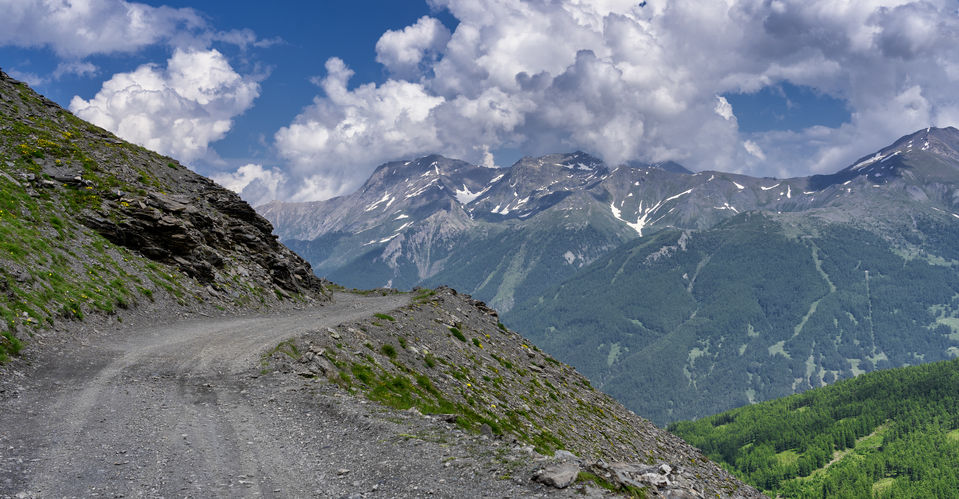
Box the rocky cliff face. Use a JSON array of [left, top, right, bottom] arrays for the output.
[[0, 69, 328, 360]]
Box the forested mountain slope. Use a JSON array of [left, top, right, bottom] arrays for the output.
[[505, 128, 959, 424], [670, 358, 959, 497], [505, 209, 959, 424]]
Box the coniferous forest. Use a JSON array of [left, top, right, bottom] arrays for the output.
[[670, 358, 959, 497]]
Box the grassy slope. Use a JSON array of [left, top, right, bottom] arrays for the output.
[[0, 74, 323, 363], [0, 81, 192, 360], [265, 286, 758, 497]]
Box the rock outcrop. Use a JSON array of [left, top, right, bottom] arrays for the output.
[[0, 69, 329, 357]]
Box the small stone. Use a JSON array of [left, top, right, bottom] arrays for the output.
[[638, 472, 670, 488], [337, 468, 350, 475]]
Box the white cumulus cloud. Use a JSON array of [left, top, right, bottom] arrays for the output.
[[274, 57, 445, 200], [212, 163, 287, 207], [743, 140, 766, 160], [249, 0, 959, 201], [0, 0, 205, 58], [69, 48, 260, 163], [376, 16, 451, 78], [714, 96, 735, 121]]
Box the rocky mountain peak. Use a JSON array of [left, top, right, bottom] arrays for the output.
[[809, 126, 959, 190], [650, 160, 694, 174]]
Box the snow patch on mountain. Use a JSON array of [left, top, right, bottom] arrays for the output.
[[366, 193, 394, 211], [406, 178, 439, 198], [714, 202, 739, 213], [611, 189, 693, 236], [455, 184, 485, 204]]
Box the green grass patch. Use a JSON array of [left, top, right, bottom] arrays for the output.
[[374, 313, 396, 321], [577, 471, 646, 497], [0, 331, 24, 363], [413, 288, 436, 303], [264, 339, 300, 362], [947, 429, 959, 443], [872, 477, 896, 495], [776, 449, 799, 467], [381, 343, 397, 358], [449, 326, 466, 342]]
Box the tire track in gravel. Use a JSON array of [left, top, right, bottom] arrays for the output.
[[1, 292, 416, 498]]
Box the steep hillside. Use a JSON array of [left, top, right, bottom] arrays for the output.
[[0, 69, 328, 362], [506, 209, 959, 423], [265, 286, 762, 497], [670, 358, 959, 497]]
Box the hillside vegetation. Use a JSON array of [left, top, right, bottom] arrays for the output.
[[670, 358, 959, 497], [0, 69, 327, 363], [265, 286, 761, 497]]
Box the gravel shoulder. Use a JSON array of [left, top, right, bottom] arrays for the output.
[[0, 292, 579, 498]]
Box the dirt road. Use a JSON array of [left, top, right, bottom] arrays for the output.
[[0, 293, 561, 498]]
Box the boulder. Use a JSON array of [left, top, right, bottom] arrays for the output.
[[535, 462, 580, 489]]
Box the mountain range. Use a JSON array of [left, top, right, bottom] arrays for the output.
[[261, 126, 959, 423]]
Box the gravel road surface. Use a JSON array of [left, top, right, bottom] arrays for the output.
[[0, 293, 570, 498]]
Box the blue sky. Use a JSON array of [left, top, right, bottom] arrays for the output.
[[2, 1, 957, 204]]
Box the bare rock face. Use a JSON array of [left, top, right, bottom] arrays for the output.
[[79, 186, 322, 295]]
